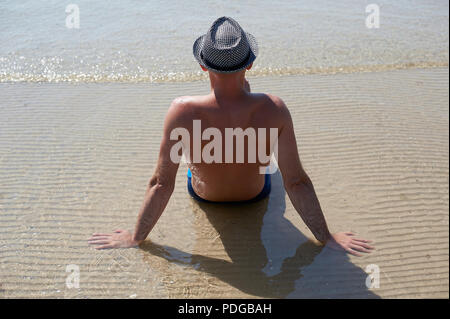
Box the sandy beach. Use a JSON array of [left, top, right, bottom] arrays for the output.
[[0, 67, 448, 298]]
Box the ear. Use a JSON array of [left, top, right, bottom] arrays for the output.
[[200, 65, 208, 72], [246, 63, 253, 71]]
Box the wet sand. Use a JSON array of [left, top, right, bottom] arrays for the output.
[[0, 67, 448, 298]]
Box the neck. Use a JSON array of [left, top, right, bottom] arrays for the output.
[[208, 70, 247, 100]]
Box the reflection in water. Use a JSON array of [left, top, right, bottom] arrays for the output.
[[141, 172, 379, 298]]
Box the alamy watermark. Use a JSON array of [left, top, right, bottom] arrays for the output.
[[365, 4, 380, 29], [65, 4, 80, 29], [65, 4, 379, 30], [169, 120, 279, 174], [66, 264, 80, 289], [365, 264, 380, 289]]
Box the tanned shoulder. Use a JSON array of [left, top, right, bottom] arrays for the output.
[[165, 96, 196, 128], [263, 93, 292, 129], [265, 93, 288, 112]]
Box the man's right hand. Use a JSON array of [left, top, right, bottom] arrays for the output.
[[326, 232, 375, 256]]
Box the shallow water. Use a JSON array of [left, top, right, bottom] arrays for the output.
[[0, 68, 448, 298], [0, 0, 448, 82], [0, 0, 448, 299]]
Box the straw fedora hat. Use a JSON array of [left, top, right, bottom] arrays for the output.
[[193, 17, 258, 73]]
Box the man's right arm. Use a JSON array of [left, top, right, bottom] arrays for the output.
[[275, 100, 332, 243], [274, 96, 374, 256]]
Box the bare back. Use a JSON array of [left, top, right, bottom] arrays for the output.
[[172, 91, 285, 201]]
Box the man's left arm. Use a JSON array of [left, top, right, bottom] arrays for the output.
[[88, 99, 183, 249]]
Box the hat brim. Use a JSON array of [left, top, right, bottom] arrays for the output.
[[192, 32, 258, 73]]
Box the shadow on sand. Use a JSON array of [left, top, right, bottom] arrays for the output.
[[141, 172, 379, 298]]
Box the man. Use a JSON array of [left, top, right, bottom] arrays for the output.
[[88, 17, 374, 256]]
